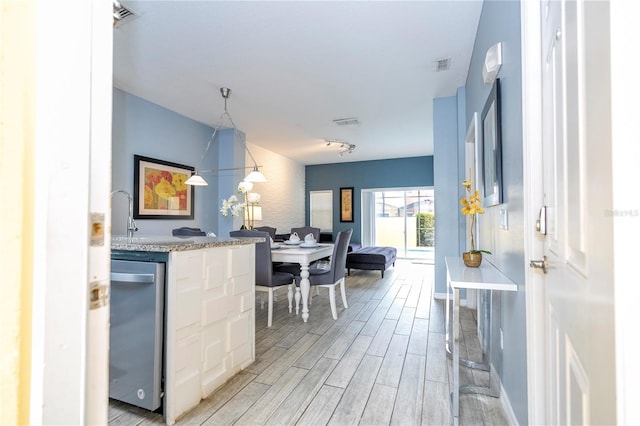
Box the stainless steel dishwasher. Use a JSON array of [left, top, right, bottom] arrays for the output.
[[109, 259, 165, 411]]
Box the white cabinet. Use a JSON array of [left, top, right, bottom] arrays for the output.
[[164, 244, 255, 425]]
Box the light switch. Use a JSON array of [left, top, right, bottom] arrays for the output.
[[500, 208, 508, 230]]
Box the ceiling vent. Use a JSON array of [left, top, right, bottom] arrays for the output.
[[333, 117, 360, 126], [434, 58, 451, 72], [113, 1, 136, 27]]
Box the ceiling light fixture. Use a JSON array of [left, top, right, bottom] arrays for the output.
[[186, 88, 267, 186], [325, 139, 356, 157], [333, 117, 360, 126]]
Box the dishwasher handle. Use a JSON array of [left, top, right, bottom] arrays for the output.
[[110, 272, 155, 284]]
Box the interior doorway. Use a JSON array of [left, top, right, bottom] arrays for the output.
[[362, 188, 434, 261]]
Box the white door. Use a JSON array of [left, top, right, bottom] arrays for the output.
[[532, 0, 616, 424]]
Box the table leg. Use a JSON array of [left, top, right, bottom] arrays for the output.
[[458, 289, 499, 398], [452, 287, 460, 420], [445, 277, 452, 356], [300, 262, 310, 322]]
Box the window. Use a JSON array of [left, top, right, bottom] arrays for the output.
[[310, 190, 333, 232]]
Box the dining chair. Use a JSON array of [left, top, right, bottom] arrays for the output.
[[230, 230, 294, 327], [290, 226, 320, 242], [172, 227, 206, 236], [275, 226, 323, 276], [253, 226, 276, 240], [293, 228, 352, 320]]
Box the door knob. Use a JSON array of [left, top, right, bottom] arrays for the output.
[[529, 256, 548, 274]]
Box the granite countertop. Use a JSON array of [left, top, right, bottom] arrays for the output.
[[111, 235, 264, 252]]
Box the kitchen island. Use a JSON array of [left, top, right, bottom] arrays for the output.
[[111, 235, 262, 425]]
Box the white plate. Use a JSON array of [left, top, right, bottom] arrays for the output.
[[284, 240, 301, 245], [300, 242, 320, 248]]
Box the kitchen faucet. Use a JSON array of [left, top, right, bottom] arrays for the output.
[[111, 190, 138, 238]]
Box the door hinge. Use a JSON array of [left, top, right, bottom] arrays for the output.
[[90, 280, 109, 309]]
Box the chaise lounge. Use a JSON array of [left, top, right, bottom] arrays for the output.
[[346, 246, 397, 278]]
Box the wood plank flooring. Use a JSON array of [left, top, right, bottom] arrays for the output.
[[109, 260, 511, 425]]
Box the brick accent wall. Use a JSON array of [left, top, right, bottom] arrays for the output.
[[246, 143, 305, 235]]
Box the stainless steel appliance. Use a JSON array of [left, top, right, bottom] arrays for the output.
[[109, 259, 165, 411]]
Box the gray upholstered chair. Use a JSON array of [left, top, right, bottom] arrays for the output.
[[172, 227, 206, 236], [290, 226, 320, 242], [275, 226, 323, 275], [253, 226, 277, 240], [293, 228, 352, 320], [230, 230, 294, 327]]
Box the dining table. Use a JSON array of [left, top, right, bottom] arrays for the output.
[[271, 242, 334, 322]]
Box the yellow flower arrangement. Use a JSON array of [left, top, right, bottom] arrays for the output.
[[461, 174, 491, 254]]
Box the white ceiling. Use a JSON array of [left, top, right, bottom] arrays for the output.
[[113, 1, 482, 165]]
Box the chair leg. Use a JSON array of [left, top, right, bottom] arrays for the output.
[[339, 278, 348, 309], [294, 286, 301, 315], [328, 286, 337, 320], [287, 284, 294, 313], [267, 288, 274, 327]]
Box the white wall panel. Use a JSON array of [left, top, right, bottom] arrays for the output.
[[247, 143, 305, 233]]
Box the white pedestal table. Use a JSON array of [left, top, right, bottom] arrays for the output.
[[444, 256, 517, 423], [271, 243, 334, 322]]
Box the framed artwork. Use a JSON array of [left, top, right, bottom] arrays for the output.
[[133, 155, 195, 219], [340, 187, 354, 222], [480, 78, 503, 207]]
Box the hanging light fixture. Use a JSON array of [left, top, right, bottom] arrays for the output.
[[186, 87, 267, 186]]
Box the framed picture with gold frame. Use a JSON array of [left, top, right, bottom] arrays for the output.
[[340, 187, 354, 222], [133, 155, 195, 219]]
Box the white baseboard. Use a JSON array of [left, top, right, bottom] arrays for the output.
[[434, 292, 473, 308], [434, 292, 448, 300], [500, 380, 519, 425]]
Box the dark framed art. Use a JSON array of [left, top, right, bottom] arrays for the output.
[[133, 155, 195, 219], [480, 78, 503, 207], [340, 187, 354, 222]]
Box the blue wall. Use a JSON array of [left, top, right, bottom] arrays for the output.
[[112, 89, 243, 236], [433, 96, 461, 293], [305, 156, 434, 243], [464, 0, 527, 423]]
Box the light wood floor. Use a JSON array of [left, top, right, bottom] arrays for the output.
[[109, 259, 511, 425]]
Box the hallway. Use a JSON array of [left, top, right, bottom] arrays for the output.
[[109, 259, 510, 425]]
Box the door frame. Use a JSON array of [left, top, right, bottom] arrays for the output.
[[521, 2, 548, 424], [29, 1, 113, 424], [609, 2, 640, 424]]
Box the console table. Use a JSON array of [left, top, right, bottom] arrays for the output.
[[444, 256, 517, 422]]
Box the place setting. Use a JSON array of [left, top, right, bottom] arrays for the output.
[[283, 232, 302, 245], [300, 233, 320, 248], [274, 232, 322, 249]]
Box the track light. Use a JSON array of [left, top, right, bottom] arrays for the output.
[[325, 139, 356, 156]]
